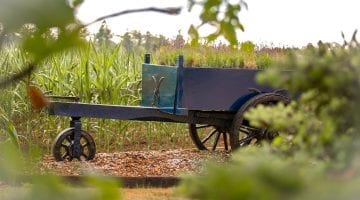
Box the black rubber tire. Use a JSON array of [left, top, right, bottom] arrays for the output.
[[229, 93, 290, 150], [189, 124, 230, 151], [52, 128, 96, 161]]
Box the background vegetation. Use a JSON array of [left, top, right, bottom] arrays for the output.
[[0, 0, 251, 199], [2, 0, 360, 200], [0, 21, 288, 153]]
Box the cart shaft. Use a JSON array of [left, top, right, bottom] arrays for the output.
[[48, 102, 188, 123]]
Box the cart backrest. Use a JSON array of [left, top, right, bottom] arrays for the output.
[[141, 63, 178, 110]]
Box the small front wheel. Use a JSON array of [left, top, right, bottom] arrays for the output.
[[52, 128, 96, 161]]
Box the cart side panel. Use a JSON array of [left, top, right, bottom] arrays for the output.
[[141, 64, 177, 108], [182, 68, 273, 111]]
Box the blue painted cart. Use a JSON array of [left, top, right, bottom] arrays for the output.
[[48, 54, 289, 161]]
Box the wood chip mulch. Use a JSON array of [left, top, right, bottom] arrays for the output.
[[38, 149, 230, 177]]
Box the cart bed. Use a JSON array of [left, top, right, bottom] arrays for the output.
[[141, 63, 272, 112]]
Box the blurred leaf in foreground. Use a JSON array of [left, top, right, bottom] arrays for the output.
[[0, 0, 85, 87], [27, 85, 48, 111], [0, 0, 74, 32], [188, 0, 247, 46]]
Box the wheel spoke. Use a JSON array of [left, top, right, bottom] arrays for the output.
[[239, 135, 256, 146], [212, 131, 221, 151], [189, 123, 229, 151], [61, 144, 70, 152], [239, 125, 260, 134], [239, 128, 251, 135], [196, 125, 212, 129], [61, 144, 71, 159], [201, 129, 218, 144], [61, 152, 69, 159], [81, 142, 89, 148], [65, 135, 72, 144], [81, 153, 89, 160], [223, 132, 228, 150]]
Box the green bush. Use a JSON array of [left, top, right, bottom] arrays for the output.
[[251, 41, 360, 162], [179, 38, 360, 199], [178, 147, 323, 200]]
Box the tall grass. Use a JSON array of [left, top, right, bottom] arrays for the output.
[[153, 43, 288, 68], [1, 41, 193, 153], [154, 45, 246, 68]]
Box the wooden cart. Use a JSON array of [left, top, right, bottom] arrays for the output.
[[47, 54, 289, 161]]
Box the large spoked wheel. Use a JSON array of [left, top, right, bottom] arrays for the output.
[[52, 128, 96, 161], [230, 93, 290, 150], [189, 124, 230, 151]]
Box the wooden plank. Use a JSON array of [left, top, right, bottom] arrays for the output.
[[18, 175, 180, 188], [181, 68, 273, 111], [48, 102, 188, 123]]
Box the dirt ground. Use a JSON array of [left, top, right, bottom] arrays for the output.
[[121, 188, 186, 200], [38, 149, 230, 177], [0, 187, 185, 200], [0, 149, 229, 199]]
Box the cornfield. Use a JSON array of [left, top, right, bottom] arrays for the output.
[[0, 39, 287, 153]]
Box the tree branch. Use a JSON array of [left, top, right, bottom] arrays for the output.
[[85, 7, 181, 27], [0, 64, 35, 88], [0, 7, 182, 88]]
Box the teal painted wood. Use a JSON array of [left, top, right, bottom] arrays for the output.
[[141, 64, 178, 108]]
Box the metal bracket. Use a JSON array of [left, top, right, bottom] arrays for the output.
[[70, 117, 82, 160], [152, 75, 165, 107], [248, 87, 262, 94], [46, 95, 80, 102], [273, 89, 287, 95]]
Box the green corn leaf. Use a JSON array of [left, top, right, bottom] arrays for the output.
[[220, 21, 237, 45], [188, 25, 200, 46]]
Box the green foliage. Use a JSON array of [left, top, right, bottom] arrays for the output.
[[153, 43, 282, 68], [0, 142, 25, 183], [188, 0, 247, 46], [188, 25, 200, 46], [179, 37, 360, 199], [116, 31, 171, 53], [0, 142, 121, 200], [0, 41, 193, 152], [178, 147, 322, 200], [255, 53, 273, 69], [0, 0, 74, 32], [179, 145, 360, 200], [240, 41, 255, 55], [0, 0, 82, 61], [0, 112, 19, 147], [0, 0, 249, 200], [0, 0, 84, 88], [247, 41, 360, 162]]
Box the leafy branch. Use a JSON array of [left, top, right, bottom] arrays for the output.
[[0, 0, 247, 88], [0, 64, 35, 88], [188, 0, 247, 46], [0, 4, 182, 88], [85, 7, 181, 26]]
